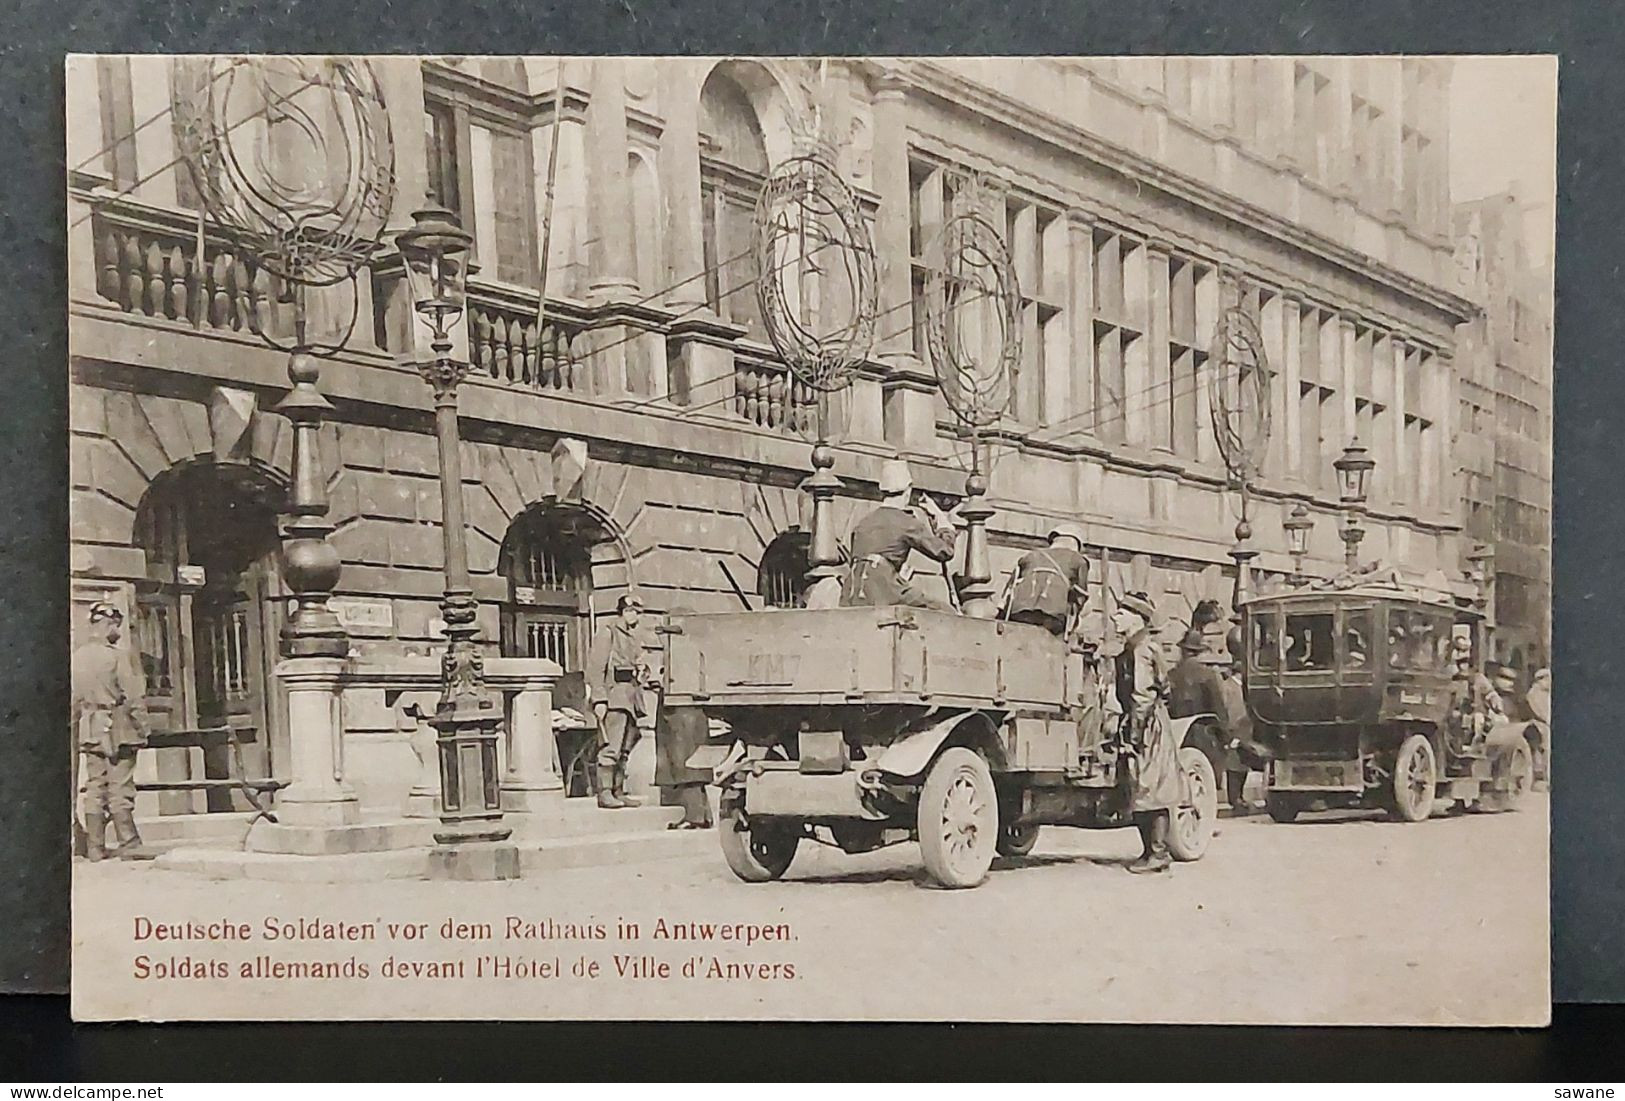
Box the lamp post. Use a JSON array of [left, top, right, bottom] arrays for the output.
[[1283, 501, 1314, 584], [397, 208, 514, 865], [1334, 436, 1375, 571]]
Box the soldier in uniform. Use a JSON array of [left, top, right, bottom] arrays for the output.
[[1450, 635, 1503, 749], [71, 601, 154, 861], [1111, 591, 1185, 875], [589, 594, 652, 810], [1001, 523, 1090, 638], [840, 459, 957, 610], [1167, 627, 1226, 721]]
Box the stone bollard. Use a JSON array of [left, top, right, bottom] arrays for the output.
[[486, 657, 565, 812], [270, 656, 360, 828]]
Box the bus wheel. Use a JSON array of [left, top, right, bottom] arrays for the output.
[[918, 747, 998, 888], [1265, 792, 1301, 823], [1169, 747, 1217, 861], [1390, 735, 1438, 822], [719, 801, 800, 882], [1479, 739, 1536, 813], [996, 822, 1040, 858]]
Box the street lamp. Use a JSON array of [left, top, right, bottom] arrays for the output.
[[397, 207, 513, 860], [1334, 436, 1374, 570], [1283, 501, 1313, 583]]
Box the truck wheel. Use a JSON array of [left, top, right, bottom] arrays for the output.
[[1479, 740, 1536, 813], [1390, 734, 1438, 822], [718, 804, 800, 883], [1265, 792, 1301, 823], [1168, 746, 1218, 861], [918, 747, 998, 888], [996, 822, 1040, 858]]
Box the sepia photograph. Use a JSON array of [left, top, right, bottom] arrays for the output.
[[66, 53, 1554, 1024]]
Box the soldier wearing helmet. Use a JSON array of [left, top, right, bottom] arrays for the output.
[[840, 459, 958, 610], [1000, 521, 1090, 639], [71, 601, 154, 861]]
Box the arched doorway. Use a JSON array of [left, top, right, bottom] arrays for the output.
[[132, 462, 286, 812], [758, 530, 812, 608], [499, 503, 619, 797]]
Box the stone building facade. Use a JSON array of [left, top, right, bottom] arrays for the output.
[[1453, 193, 1554, 678], [67, 56, 1478, 803]]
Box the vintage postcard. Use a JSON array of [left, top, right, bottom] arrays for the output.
[[67, 54, 1553, 1023]]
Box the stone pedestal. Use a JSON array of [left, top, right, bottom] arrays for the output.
[[487, 656, 565, 812], [271, 657, 359, 827], [429, 840, 521, 882]]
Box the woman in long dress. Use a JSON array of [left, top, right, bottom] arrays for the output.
[[1111, 591, 1185, 874]]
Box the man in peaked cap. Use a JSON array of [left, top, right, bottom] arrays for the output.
[[71, 601, 154, 861], [1001, 522, 1090, 638], [840, 458, 958, 610], [589, 593, 654, 809]]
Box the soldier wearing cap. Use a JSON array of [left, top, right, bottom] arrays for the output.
[[589, 593, 653, 810], [1000, 522, 1090, 638], [71, 601, 154, 861], [1110, 590, 1185, 875], [840, 459, 957, 610]]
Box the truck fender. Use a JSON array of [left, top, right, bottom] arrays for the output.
[[1170, 713, 1222, 748], [875, 712, 1006, 781], [1484, 719, 1536, 756]]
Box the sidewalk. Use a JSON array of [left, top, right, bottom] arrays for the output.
[[139, 798, 719, 882]]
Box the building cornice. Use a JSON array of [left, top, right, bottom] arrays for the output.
[[904, 62, 1480, 329]]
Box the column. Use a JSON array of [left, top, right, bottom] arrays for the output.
[[660, 61, 708, 313], [1280, 293, 1303, 479], [376, 57, 430, 224], [1146, 240, 1173, 451], [1194, 261, 1220, 467], [1065, 210, 1097, 438], [1122, 240, 1150, 446], [1340, 312, 1360, 443], [871, 67, 937, 451], [1329, 59, 1356, 196], [1270, 59, 1299, 168], [586, 58, 639, 302], [1391, 337, 1409, 505], [1260, 289, 1286, 480], [1319, 310, 1344, 485], [267, 657, 359, 827]]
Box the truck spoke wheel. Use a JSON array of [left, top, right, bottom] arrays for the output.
[[918, 747, 997, 888], [1169, 746, 1217, 861]]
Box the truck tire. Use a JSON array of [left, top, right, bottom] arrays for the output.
[[718, 803, 800, 882], [996, 822, 1040, 858], [1265, 792, 1301, 823], [1390, 734, 1438, 822], [1478, 739, 1536, 814], [918, 747, 998, 888], [1168, 746, 1218, 861]]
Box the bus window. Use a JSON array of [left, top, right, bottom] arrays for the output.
[[1251, 612, 1279, 671], [1342, 608, 1373, 671], [1284, 613, 1334, 672], [1387, 607, 1413, 668]]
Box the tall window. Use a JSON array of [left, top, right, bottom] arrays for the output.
[[500, 507, 598, 671], [699, 70, 769, 337], [1092, 228, 1143, 442], [1006, 195, 1064, 425], [471, 124, 538, 286], [1166, 257, 1215, 456], [424, 102, 459, 212]]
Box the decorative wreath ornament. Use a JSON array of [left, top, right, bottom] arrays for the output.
[[1210, 293, 1272, 486], [172, 56, 396, 290], [753, 152, 879, 395], [924, 178, 1021, 433]]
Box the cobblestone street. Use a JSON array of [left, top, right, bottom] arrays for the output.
[[73, 795, 1548, 1025]]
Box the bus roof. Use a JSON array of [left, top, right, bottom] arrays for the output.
[[1240, 564, 1479, 615]]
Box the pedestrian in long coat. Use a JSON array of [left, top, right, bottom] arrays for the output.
[[653, 606, 713, 829], [1111, 591, 1186, 874]]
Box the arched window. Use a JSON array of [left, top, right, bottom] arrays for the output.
[[758, 530, 811, 609], [699, 67, 770, 336], [499, 505, 608, 670], [629, 151, 663, 295]]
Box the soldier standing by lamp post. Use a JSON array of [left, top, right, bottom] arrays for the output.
[[396, 207, 516, 876]]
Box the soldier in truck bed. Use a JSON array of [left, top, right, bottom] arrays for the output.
[[1000, 522, 1090, 637], [840, 459, 957, 610]]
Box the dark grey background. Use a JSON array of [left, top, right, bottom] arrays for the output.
[[1, 0, 1617, 1028]]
